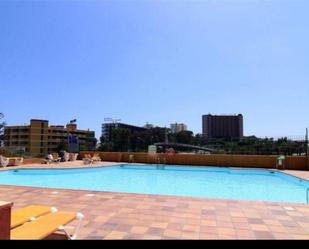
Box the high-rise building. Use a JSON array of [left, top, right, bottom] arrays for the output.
[[4, 119, 96, 155], [101, 122, 147, 143], [144, 123, 154, 129], [170, 123, 188, 133], [202, 114, 243, 139]]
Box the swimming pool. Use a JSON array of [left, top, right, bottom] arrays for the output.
[[0, 165, 308, 204]]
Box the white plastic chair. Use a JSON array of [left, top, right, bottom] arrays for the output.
[[0, 155, 9, 167], [64, 152, 70, 162]]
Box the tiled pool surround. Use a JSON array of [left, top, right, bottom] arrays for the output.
[[0, 185, 309, 240], [1, 161, 309, 240]]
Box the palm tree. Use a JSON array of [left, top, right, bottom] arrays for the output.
[[0, 113, 5, 147]]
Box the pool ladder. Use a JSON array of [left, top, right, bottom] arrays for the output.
[[156, 156, 166, 169], [276, 162, 285, 170]]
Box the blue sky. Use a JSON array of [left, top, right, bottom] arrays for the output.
[[0, 0, 308, 139]]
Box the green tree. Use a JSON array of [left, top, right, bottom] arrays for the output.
[[99, 125, 305, 155], [85, 137, 97, 151], [172, 131, 194, 145], [193, 133, 208, 146], [98, 142, 113, 152], [56, 140, 68, 152], [205, 136, 305, 155], [79, 145, 87, 152], [112, 128, 131, 152]]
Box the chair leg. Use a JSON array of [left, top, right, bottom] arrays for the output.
[[58, 212, 84, 240]]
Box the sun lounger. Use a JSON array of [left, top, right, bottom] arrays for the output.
[[11, 205, 56, 229], [52, 153, 61, 163], [91, 153, 101, 162], [44, 154, 60, 164], [83, 158, 93, 165], [69, 153, 78, 162], [10, 209, 84, 240], [83, 154, 93, 165], [63, 152, 70, 162], [8, 157, 24, 166]]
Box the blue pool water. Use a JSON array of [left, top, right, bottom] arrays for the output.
[[0, 165, 308, 203]]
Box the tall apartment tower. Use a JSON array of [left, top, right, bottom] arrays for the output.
[[170, 123, 188, 134], [202, 114, 243, 139]]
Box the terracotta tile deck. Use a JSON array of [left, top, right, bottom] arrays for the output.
[[0, 160, 124, 171], [0, 161, 309, 240]]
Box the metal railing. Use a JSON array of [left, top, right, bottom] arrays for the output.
[[306, 188, 309, 204], [276, 159, 285, 170], [156, 156, 166, 169]]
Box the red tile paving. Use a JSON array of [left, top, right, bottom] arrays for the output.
[[0, 161, 309, 240], [0, 185, 308, 240]]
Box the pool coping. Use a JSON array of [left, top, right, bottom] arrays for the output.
[[0, 183, 307, 207], [1, 162, 309, 184]]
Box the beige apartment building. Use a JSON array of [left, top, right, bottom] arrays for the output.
[[4, 119, 96, 155], [170, 123, 188, 134]]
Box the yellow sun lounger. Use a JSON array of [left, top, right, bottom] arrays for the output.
[[11, 211, 84, 240], [11, 205, 56, 229]]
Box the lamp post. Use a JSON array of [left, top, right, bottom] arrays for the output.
[[165, 126, 169, 144], [305, 128, 309, 170]]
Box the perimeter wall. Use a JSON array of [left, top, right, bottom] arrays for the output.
[[80, 152, 308, 170]]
